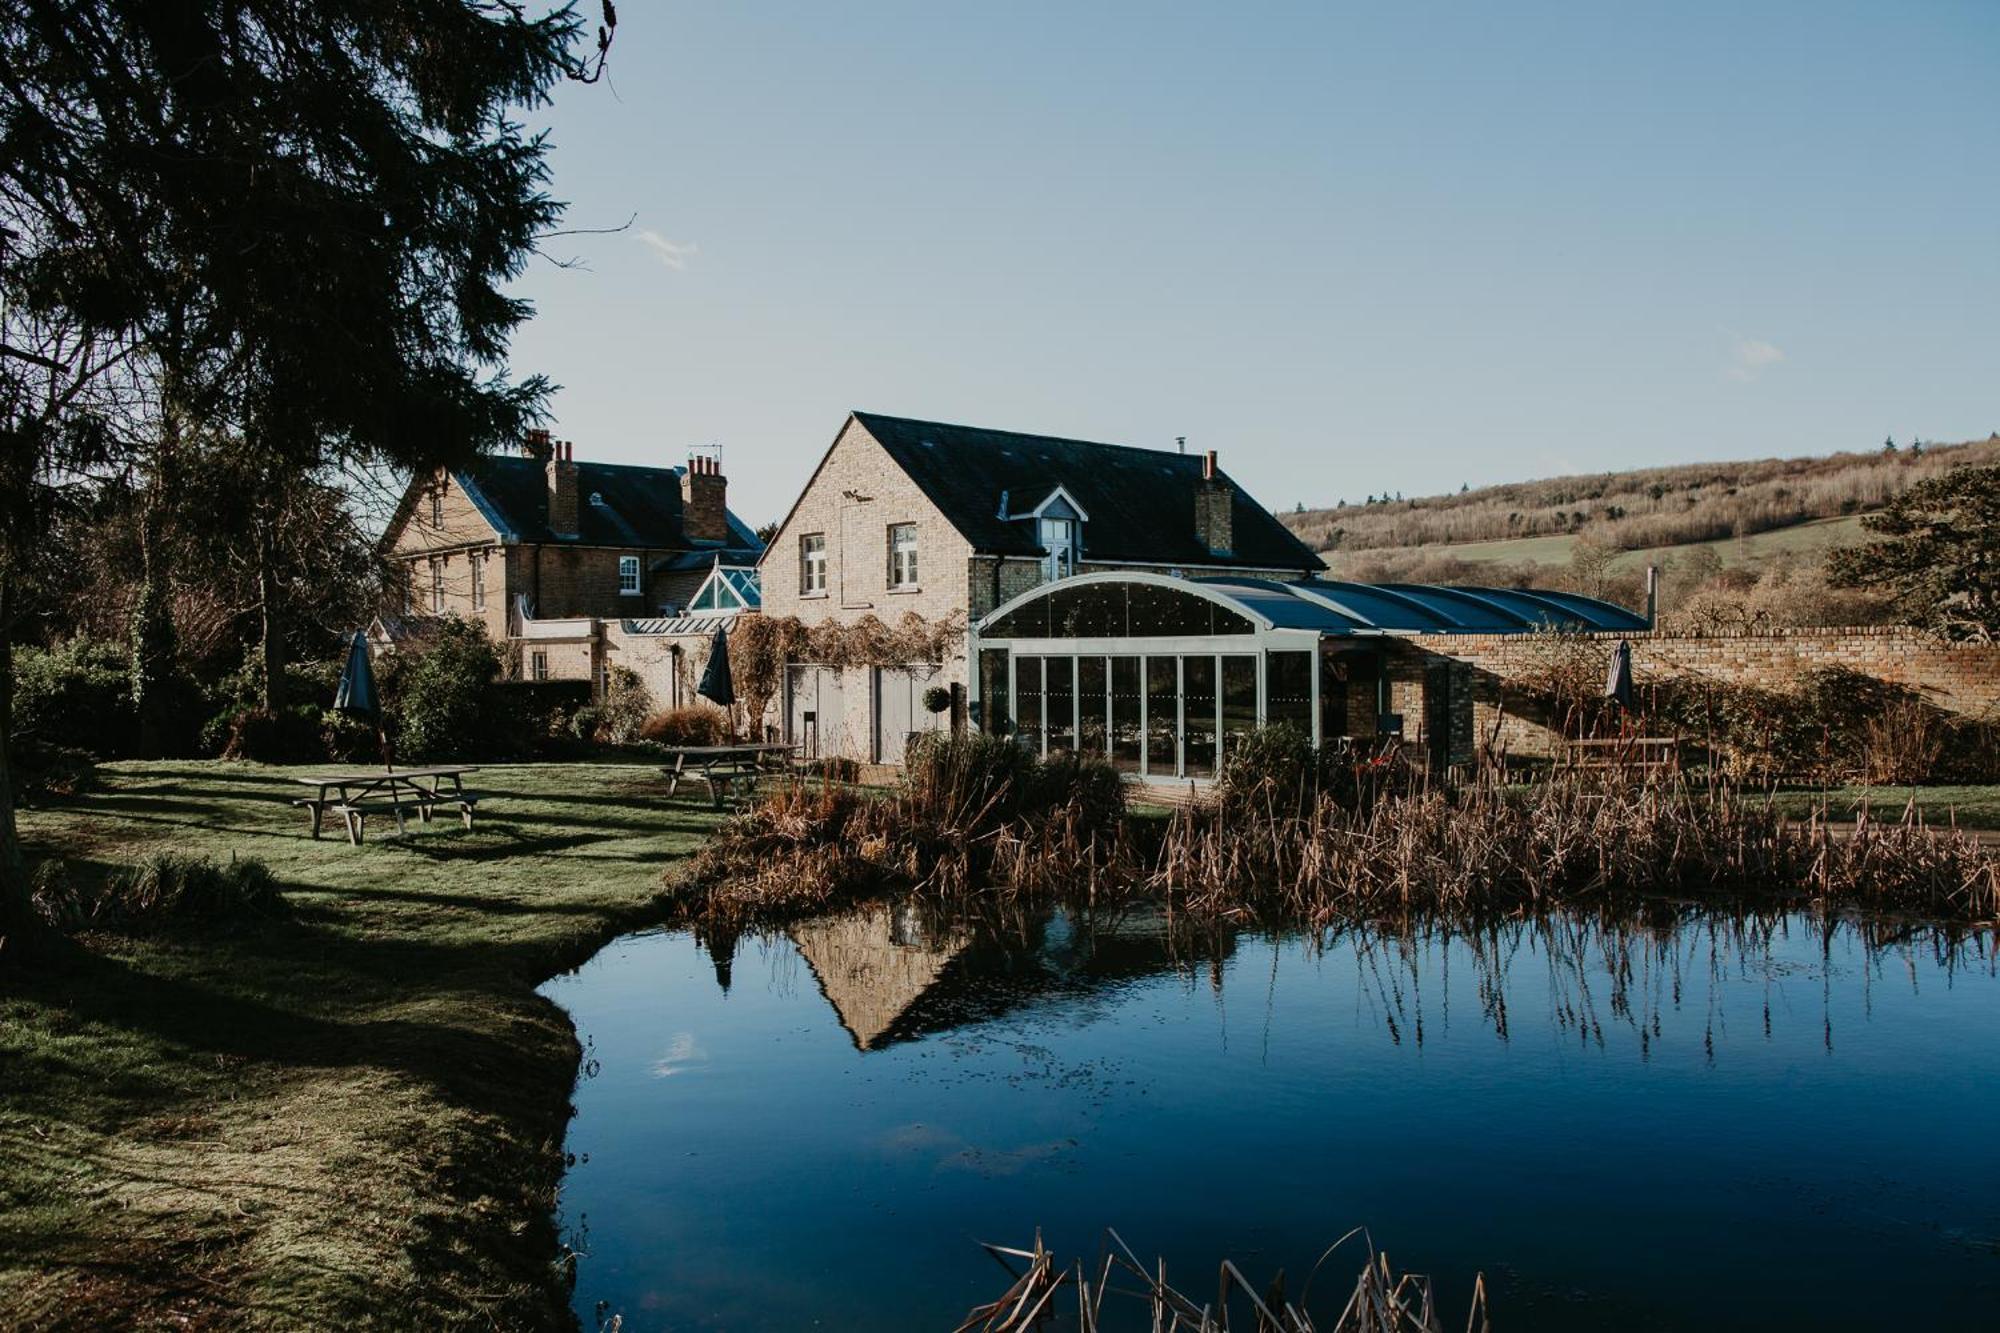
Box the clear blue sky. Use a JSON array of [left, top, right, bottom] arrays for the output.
[[507, 1, 2000, 526]]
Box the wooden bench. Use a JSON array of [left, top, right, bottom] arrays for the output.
[[316, 793, 480, 845], [1560, 736, 1680, 778]]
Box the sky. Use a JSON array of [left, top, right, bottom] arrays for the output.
[[506, 1, 2000, 527]]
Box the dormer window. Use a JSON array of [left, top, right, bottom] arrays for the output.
[[589, 492, 605, 506]]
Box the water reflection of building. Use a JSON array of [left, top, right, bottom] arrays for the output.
[[774, 902, 1236, 1052]]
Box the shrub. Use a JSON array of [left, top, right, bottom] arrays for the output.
[[394, 619, 503, 761], [217, 705, 327, 763], [320, 708, 382, 764], [639, 705, 733, 747], [8, 740, 98, 806], [921, 684, 954, 715], [10, 637, 136, 758], [592, 666, 653, 745]]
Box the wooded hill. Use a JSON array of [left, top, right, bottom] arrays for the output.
[[1284, 435, 2000, 562]]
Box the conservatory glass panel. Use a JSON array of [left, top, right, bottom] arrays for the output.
[[1077, 656, 1108, 755], [1015, 656, 1044, 755], [1221, 655, 1258, 767], [1045, 657, 1076, 752], [1109, 657, 1142, 773], [1145, 656, 1179, 778], [1267, 651, 1313, 738], [979, 649, 1010, 735], [1183, 655, 1217, 779]]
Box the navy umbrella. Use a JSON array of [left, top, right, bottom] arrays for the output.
[[697, 624, 736, 709], [1604, 639, 1634, 710], [334, 630, 394, 768]]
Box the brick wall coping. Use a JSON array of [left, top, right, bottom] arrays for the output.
[[1415, 624, 1995, 648]]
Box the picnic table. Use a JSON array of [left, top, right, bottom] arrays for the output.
[[292, 766, 480, 845], [657, 743, 800, 808]]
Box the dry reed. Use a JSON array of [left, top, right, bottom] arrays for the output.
[[958, 1229, 1488, 1333]]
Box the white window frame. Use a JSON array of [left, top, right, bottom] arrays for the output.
[[1039, 515, 1077, 581], [470, 552, 486, 611], [429, 558, 445, 614], [531, 650, 550, 682], [800, 532, 828, 595], [618, 555, 641, 597], [888, 522, 919, 589]]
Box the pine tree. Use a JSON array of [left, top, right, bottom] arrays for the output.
[[1827, 466, 2000, 637], [0, 0, 614, 955]]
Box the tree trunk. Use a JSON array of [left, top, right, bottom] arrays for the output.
[[132, 489, 178, 757], [0, 562, 41, 964], [257, 511, 285, 714]]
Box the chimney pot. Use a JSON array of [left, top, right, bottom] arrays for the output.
[[1203, 449, 1218, 481]]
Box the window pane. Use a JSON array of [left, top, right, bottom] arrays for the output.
[[1221, 655, 1257, 767], [1045, 656, 1075, 753], [1182, 655, 1217, 778], [1077, 656, 1107, 755], [1145, 656, 1179, 778], [1110, 656, 1142, 773], [1267, 651, 1312, 738], [979, 650, 1010, 735], [984, 595, 1049, 639], [1015, 656, 1043, 755]]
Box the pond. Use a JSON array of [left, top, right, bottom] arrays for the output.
[[541, 905, 2000, 1330]]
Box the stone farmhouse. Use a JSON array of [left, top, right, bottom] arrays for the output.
[[379, 431, 764, 701], [758, 411, 1329, 762]]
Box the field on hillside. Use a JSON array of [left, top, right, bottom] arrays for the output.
[[1284, 435, 2000, 558], [1381, 513, 1867, 576]]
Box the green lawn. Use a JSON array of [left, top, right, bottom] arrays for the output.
[[0, 761, 718, 1330], [1765, 784, 2000, 833]]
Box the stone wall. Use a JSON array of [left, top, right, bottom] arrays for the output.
[[1410, 626, 2000, 760]]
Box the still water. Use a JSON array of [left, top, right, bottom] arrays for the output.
[[541, 905, 2000, 1330]]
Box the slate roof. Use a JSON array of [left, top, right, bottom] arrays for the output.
[[453, 456, 763, 555], [852, 412, 1324, 573]]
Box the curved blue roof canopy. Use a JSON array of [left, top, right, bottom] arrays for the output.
[[977, 571, 1647, 637]]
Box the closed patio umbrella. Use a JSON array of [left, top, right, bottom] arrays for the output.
[[698, 624, 735, 704], [1604, 639, 1634, 710], [334, 630, 394, 769]]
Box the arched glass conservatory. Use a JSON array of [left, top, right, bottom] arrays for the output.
[[968, 572, 1648, 781]]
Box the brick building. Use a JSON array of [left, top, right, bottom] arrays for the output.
[[380, 434, 763, 691], [759, 411, 1327, 762]]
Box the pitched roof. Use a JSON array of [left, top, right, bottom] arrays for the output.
[[852, 412, 1324, 572], [453, 456, 763, 555]]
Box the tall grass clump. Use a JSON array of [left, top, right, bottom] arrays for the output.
[[31, 852, 285, 930], [668, 734, 1131, 924]]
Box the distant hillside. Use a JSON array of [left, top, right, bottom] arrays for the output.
[[1281, 434, 2000, 629], [1285, 435, 2000, 561]]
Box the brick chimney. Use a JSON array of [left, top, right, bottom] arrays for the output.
[[524, 427, 553, 461], [1193, 449, 1234, 557], [546, 439, 578, 538], [681, 453, 728, 545]]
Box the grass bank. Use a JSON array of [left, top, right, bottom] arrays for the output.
[[1765, 783, 2000, 833], [1, 760, 714, 1330]]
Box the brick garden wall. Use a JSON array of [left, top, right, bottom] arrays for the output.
[[1411, 626, 2000, 760]]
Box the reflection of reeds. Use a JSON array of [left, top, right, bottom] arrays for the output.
[[958, 1229, 1487, 1332]]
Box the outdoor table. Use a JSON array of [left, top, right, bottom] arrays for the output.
[[656, 743, 800, 808], [291, 766, 481, 845]]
